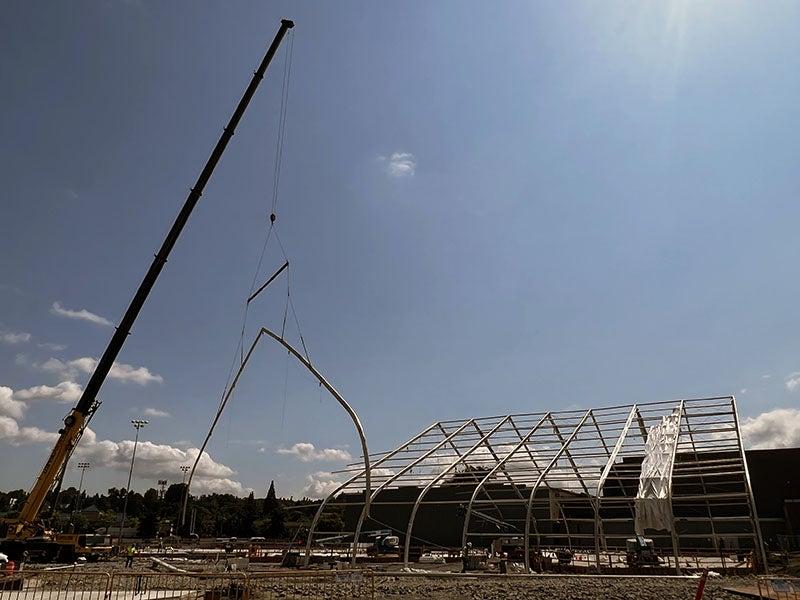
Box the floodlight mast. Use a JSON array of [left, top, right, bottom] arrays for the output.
[[7, 19, 294, 541]]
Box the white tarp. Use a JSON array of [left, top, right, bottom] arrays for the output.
[[635, 406, 681, 534]]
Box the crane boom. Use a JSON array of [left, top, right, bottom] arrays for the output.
[[7, 19, 294, 542]]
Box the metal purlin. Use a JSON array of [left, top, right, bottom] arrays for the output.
[[403, 416, 514, 566], [523, 410, 592, 573]]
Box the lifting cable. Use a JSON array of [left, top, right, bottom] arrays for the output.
[[223, 27, 296, 387], [200, 27, 307, 436]]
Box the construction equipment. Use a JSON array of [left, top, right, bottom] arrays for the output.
[[0, 18, 294, 562], [365, 530, 400, 557], [625, 536, 661, 567]]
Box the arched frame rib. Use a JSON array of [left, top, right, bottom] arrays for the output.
[[460, 413, 551, 549], [182, 328, 371, 535], [523, 409, 592, 573], [592, 404, 638, 568], [403, 416, 514, 566], [506, 416, 574, 548], [349, 419, 477, 565], [730, 396, 769, 573], [303, 421, 439, 566]]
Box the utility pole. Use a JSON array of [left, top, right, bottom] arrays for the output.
[[158, 479, 168, 499], [117, 419, 148, 546]]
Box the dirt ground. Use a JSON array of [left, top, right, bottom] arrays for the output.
[[371, 574, 751, 600], [18, 559, 766, 599]]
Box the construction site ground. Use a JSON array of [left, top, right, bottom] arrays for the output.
[[4, 558, 790, 600]]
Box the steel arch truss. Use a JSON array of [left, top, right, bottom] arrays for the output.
[[304, 396, 766, 573]]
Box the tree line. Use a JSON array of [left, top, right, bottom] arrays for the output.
[[0, 481, 345, 540]]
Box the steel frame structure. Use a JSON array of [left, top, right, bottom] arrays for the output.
[[304, 396, 766, 573]]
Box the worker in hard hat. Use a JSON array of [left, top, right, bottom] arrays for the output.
[[461, 542, 472, 573]]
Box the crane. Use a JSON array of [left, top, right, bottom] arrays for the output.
[[0, 19, 294, 562]]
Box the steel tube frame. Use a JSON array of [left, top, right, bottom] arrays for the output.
[[303, 422, 440, 566], [403, 416, 513, 566], [182, 328, 371, 533], [593, 405, 638, 569], [665, 401, 685, 574], [306, 395, 764, 574], [730, 396, 769, 572], [349, 419, 476, 565], [523, 410, 592, 573], [461, 413, 551, 549]]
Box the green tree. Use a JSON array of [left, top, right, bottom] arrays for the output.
[[138, 511, 159, 539], [263, 481, 278, 516]]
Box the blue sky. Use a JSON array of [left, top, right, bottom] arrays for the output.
[[2, 1, 800, 498]]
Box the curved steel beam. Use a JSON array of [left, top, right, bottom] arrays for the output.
[[261, 327, 371, 517], [303, 421, 439, 566], [181, 328, 267, 527], [523, 410, 591, 573], [461, 414, 550, 549], [350, 419, 476, 565], [403, 416, 513, 566], [181, 327, 371, 538]]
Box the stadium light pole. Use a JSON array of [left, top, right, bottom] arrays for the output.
[[117, 419, 148, 546], [75, 462, 91, 513], [180, 465, 190, 484]]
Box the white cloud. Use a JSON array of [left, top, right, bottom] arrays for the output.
[[277, 442, 352, 463], [761, 374, 772, 380], [786, 373, 800, 391], [302, 471, 341, 498], [786, 372, 800, 392], [379, 152, 416, 177], [0, 387, 27, 420], [38, 342, 66, 352], [50, 301, 113, 327], [0, 409, 248, 495], [13, 381, 82, 404], [192, 478, 251, 496], [142, 407, 170, 418], [0, 415, 59, 446], [0, 330, 31, 344], [370, 467, 395, 478], [39, 356, 163, 385], [739, 388, 748, 395], [741, 408, 800, 450]]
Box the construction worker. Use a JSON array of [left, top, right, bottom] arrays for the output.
[[461, 542, 472, 573], [499, 552, 508, 574], [125, 545, 135, 568]]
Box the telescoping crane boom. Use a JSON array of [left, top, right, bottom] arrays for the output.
[[1, 19, 294, 561]]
